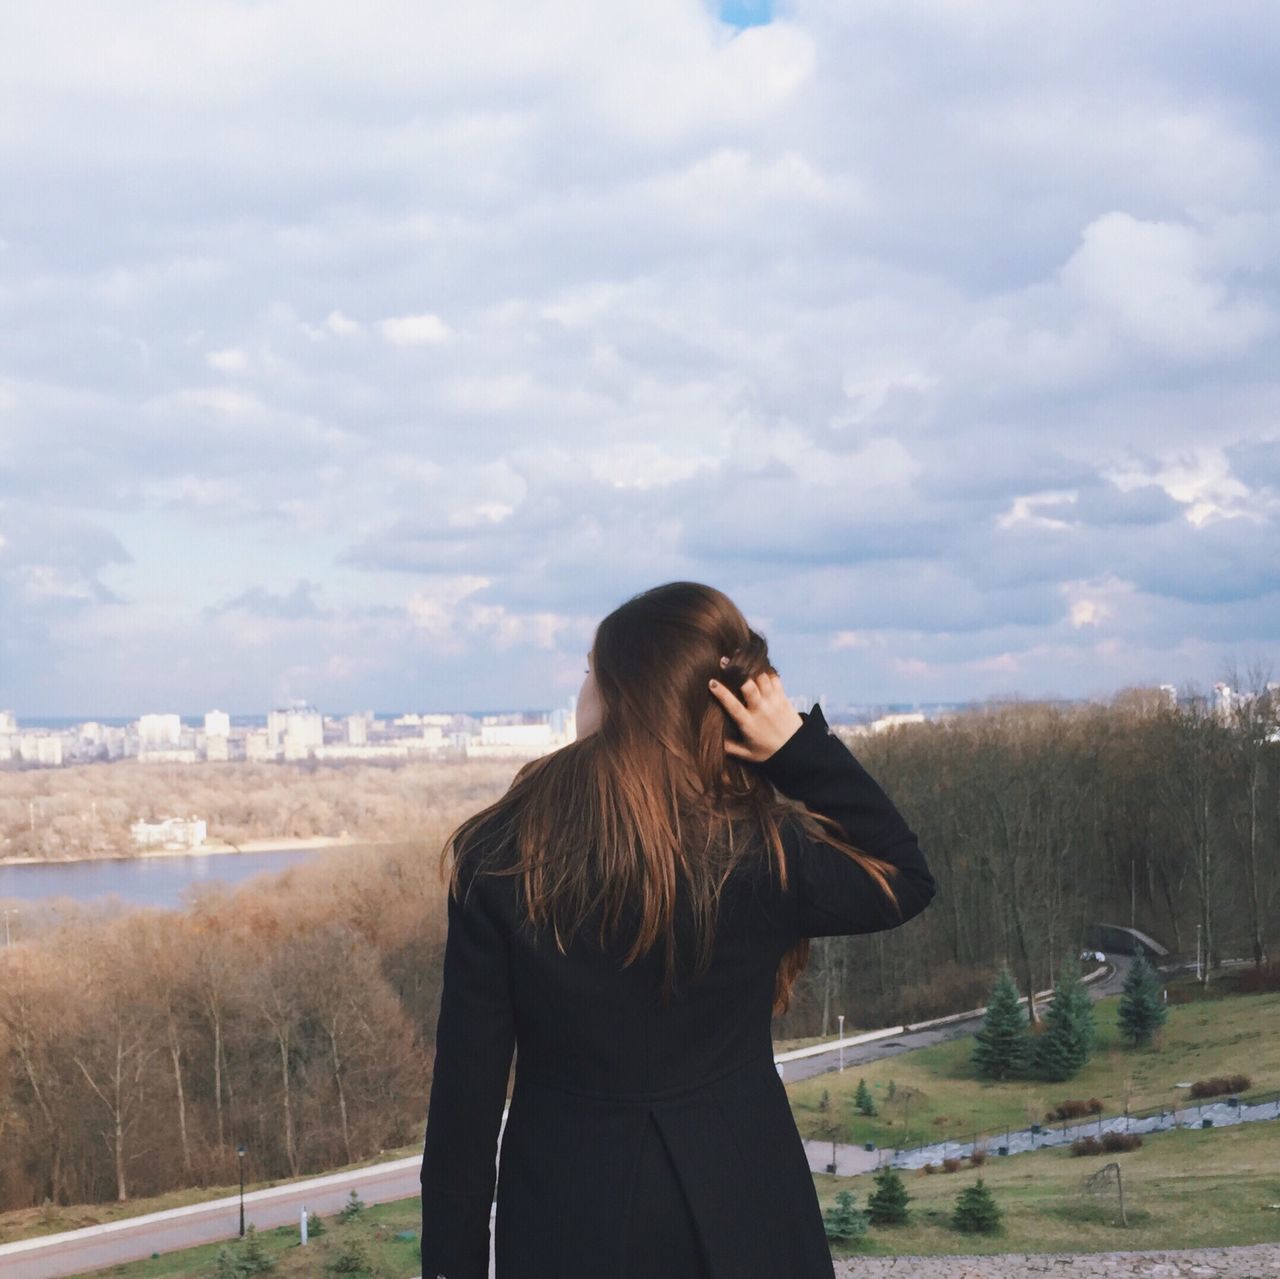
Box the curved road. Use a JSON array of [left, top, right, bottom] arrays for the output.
[[0, 954, 1150, 1278]]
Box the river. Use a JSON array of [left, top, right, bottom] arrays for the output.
[[0, 846, 330, 910]]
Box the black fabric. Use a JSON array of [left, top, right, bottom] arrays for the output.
[[623, 1112, 711, 1279], [420, 702, 938, 1278]]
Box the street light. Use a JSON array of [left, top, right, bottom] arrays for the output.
[[837, 1014, 845, 1072], [237, 1144, 246, 1237]]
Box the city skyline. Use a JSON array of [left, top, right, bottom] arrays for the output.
[[3, 1, 1279, 717]]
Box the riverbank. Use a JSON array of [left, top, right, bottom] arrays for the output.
[[0, 835, 374, 867]]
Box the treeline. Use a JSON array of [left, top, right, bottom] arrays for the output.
[[0, 756, 521, 860], [0, 840, 451, 1211], [795, 675, 1279, 1036], [0, 680, 1276, 1213]]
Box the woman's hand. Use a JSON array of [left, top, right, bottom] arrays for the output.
[[708, 662, 805, 763]]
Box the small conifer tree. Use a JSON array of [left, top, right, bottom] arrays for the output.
[[241, 1223, 275, 1274], [1033, 955, 1096, 1082], [866, 1164, 910, 1225], [1117, 951, 1168, 1048], [854, 1077, 877, 1115], [822, 1188, 869, 1242], [326, 1236, 371, 1275], [337, 1187, 365, 1223], [972, 967, 1031, 1080], [950, 1176, 1002, 1233], [308, 1209, 326, 1237], [211, 1245, 244, 1279]]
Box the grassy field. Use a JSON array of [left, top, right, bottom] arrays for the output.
[[6, 977, 1276, 1273], [64, 1199, 423, 1279], [789, 985, 1280, 1149], [818, 1115, 1280, 1258]]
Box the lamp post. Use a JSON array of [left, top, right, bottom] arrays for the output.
[[837, 1014, 845, 1072], [2, 908, 19, 947], [237, 1144, 246, 1237]]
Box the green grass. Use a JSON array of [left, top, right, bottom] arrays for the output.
[[66, 1200, 423, 1278], [12, 979, 1279, 1273], [818, 1114, 1280, 1257], [789, 984, 1280, 1150]]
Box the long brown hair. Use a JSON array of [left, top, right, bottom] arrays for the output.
[[439, 581, 902, 1014]]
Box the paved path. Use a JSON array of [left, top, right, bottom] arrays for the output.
[[783, 957, 1130, 1084], [832, 1242, 1280, 1277]]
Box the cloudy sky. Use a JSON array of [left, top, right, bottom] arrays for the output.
[[2, 1, 1278, 718]]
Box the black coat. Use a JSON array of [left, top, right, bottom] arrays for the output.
[[420, 703, 938, 1278]]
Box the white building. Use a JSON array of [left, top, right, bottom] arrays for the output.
[[18, 734, 64, 766], [131, 816, 208, 849], [0, 710, 17, 735], [138, 713, 182, 748], [467, 721, 556, 758], [345, 713, 369, 746], [138, 748, 199, 764], [205, 709, 231, 737]]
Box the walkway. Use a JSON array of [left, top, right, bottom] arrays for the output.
[[832, 1242, 1280, 1276]]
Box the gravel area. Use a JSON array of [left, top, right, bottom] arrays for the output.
[[832, 1242, 1280, 1277]]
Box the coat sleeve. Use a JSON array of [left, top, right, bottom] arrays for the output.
[[419, 857, 516, 1279], [754, 702, 938, 940]]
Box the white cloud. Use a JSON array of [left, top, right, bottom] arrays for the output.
[[206, 347, 248, 373], [3, 0, 1279, 712], [378, 313, 452, 346]]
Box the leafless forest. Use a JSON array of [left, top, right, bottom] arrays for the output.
[[0, 757, 522, 860], [1, 680, 1276, 1214]]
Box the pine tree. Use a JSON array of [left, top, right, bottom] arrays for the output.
[[822, 1188, 869, 1243], [1117, 951, 1168, 1048], [971, 967, 1032, 1080], [950, 1176, 1002, 1234], [866, 1164, 910, 1225], [326, 1236, 371, 1275], [337, 1187, 365, 1223], [210, 1245, 245, 1279], [854, 1077, 877, 1115], [308, 1209, 326, 1237], [1033, 955, 1096, 1082], [241, 1223, 275, 1274]]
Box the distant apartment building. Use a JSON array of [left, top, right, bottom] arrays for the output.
[[205, 733, 231, 762], [139, 748, 199, 764], [466, 720, 557, 758], [138, 712, 182, 748], [345, 713, 369, 745], [846, 711, 927, 737], [16, 734, 65, 765], [131, 816, 208, 849], [205, 709, 231, 737], [245, 729, 274, 761], [0, 710, 17, 735]]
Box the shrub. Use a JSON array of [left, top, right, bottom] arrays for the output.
[[941, 1156, 963, 1172], [1231, 961, 1280, 994], [1189, 1073, 1251, 1099], [968, 1147, 987, 1167], [1100, 1130, 1142, 1152], [307, 1210, 326, 1237], [1071, 1135, 1102, 1156], [1045, 1098, 1096, 1122], [918, 1162, 937, 1176]]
